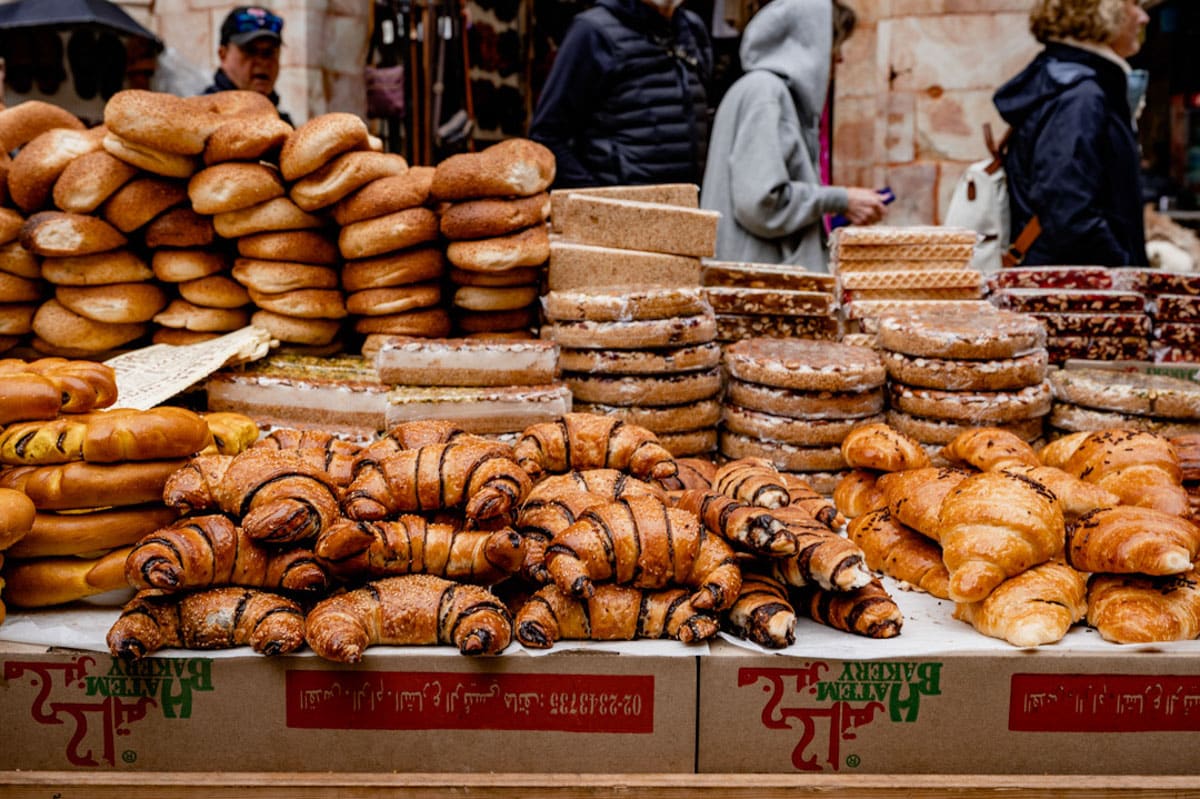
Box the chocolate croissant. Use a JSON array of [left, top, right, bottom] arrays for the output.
[[515, 582, 718, 648], [769, 515, 873, 593], [514, 413, 678, 482], [1087, 570, 1200, 644], [314, 515, 524, 584], [304, 574, 512, 661], [724, 571, 796, 649], [251, 427, 362, 486], [796, 577, 903, 638], [847, 507, 949, 599], [953, 561, 1086, 647], [712, 457, 790, 509], [674, 489, 796, 557], [543, 495, 741, 611], [780, 472, 842, 530], [211, 448, 343, 543], [107, 586, 306, 660], [1066, 505, 1200, 575]]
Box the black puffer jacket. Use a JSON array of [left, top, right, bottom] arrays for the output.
[[994, 42, 1146, 266], [529, 0, 712, 189]]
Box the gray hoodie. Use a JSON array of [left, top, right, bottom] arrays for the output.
[[700, 0, 847, 271]]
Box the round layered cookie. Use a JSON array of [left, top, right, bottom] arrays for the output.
[[541, 312, 716, 350], [726, 378, 885, 420], [724, 338, 886, 392], [889, 380, 1053, 424], [571, 398, 722, 434], [558, 342, 722, 375], [657, 428, 717, 457], [881, 348, 1049, 392], [542, 287, 709, 322], [1048, 402, 1200, 438], [1047, 367, 1200, 420], [876, 307, 1046, 360], [719, 430, 848, 472], [886, 409, 1045, 445], [564, 367, 722, 407], [723, 405, 886, 447]]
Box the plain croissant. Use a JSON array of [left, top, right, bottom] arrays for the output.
[[940, 427, 1040, 472], [514, 413, 678, 481], [832, 469, 886, 521], [1060, 430, 1189, 516], [724, 571, 796, 649], [847, 507, 949, 599], [953, 561, 1087, 647], [304, 574, 512, 661], [1000, 464, 1120, 522], [840, 422, 931, 472], [515, 582, 718, 648], [1066, 505, 1200, 575], [878, 466, 972, 542], [1087, 570, 1200, 644]]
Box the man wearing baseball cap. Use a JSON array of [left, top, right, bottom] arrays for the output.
[[202, 6, 292, 124]]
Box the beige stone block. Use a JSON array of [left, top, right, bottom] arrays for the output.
[[159, 11, 214, 74], [887, 14, 1036, 92], [882, 162, 938, 226], [327, 70, 368, 119], [836, 23, 879, 98], [884, 91, 916, 163], [273, 67, 310, 124], [330, 0, 368, 15], [323, 15, 371, 74], [916, 88, 1006, 161], [888, 0, 946, 15], [833, 95, 878, 165], [945, 0, 1032, 11]]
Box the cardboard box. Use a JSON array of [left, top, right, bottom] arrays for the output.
[[0, 642, 696, 773], [698, 640, 1200, 775]]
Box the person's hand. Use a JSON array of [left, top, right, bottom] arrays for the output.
[[844, 187, 888, 226]]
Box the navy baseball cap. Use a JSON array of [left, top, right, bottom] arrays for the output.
[[220, 6, 284, 47]]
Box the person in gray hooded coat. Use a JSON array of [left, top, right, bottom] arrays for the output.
[[701, 0, 885, 271]]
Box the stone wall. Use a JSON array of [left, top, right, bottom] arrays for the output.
[[832, 0, 1041, 225]]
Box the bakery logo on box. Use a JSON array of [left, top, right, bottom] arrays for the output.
[[4, 654, 214, 767], [738, 660, 942, 771]]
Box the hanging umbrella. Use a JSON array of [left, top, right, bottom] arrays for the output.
[[0, 0, 162, 50]]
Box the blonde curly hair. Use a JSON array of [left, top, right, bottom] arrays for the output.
[[1029, 0, 1129, 45]]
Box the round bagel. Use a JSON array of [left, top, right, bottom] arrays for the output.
[[20, 211, 127, 257], [152, 328, 220, 346], [563, 367, 723, 407], [52, 150, 140, 214], [454, 306, 536, 334], [0, 100, 85, 153], [178, 275, 251, 309], [0, 272, 44, 303], [448, 265, 539, 287], [33, 298, 147, 351], [151, 249, 229, 283], [445, 224, 550, 272], [9, 128, 105, 213], [353, 307, 452, 337], [56, 282, 168, 324], [153, 299, 249, 332], [42, 250, 151, 287], [0, 303, 36, 335], [203, 114, 293, 165], [232, 258, 340, 293], [452, 284, 539, 312], [540, 312, 717, 350], [0, 241, 41, 279], [337, 207, 439, 260], [0, 208, 21, 247], [142, 208, 215, 249], [542, 287, 708, 322], [247, 287, 347, 319], [332, 166, 436, 226], [440, 192, 551, 240], [102, 176, 189, 233], [236, 230, 339, 264], [430, 138, 555, 200], [279, 112, 370, 182], [290, 150, 409, 211], [250, 309, 342, 346], [188, 162, 285, 215], [342, 247, 444, 292], [212, 196, 324, 239], [104, 89, 279, 155], [102, 132, 200, 178], [345, 283, 442, 316]]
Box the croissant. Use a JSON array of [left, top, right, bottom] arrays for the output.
[[1087, 570, 1200, 644], [343, 439, 530, 523], [125, 514, 330, 595], [937, 469, 1065, 603], [304, 574, 513, 661], [795, 577, 903, 638], [847, 507, 949, 599], [724, 571, 796, 649], [953, 561, 1087, 647], [514, 413, 678, 482], [840, 422, 931, 472], [543, 495, 741, 611], [780, 472, 843, 530], [940, 428, 1040, 472], [107, 587, 306, 660], [833, 470, 886, 521], [208, 449, 342, 543], [514, 582, 718, 648], [1000, 464, 1120, 522], [1060, 430, 1188, 516], [526, 469, 667, 507], [1066, 505, 1200, 575], [314, 516, 524, 584], [878, 466, 972, 541], [1037, 431, 1090, 470], [251, 427, 362, 486], [712, 457, 790, 508], [769, 516, 873, 593], [162, 454, 231, 513], [674, 489, 796, 557], [653, 456, 717, 493]]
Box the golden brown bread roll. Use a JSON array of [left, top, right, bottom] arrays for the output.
[[8, 504, 178, 558], [41, 249, 153, 286], [290, 150, 408, 211], [1060, 429, 1189, 516], [332, 165, 435, 226], [440, 192, 551, 240], [1000, 464, 1120, 522], [234, 260, 340, 298], [102, 131, 200, 178], [0, 406, 212, 465], [31, 299, 147, 353], [0, 486, 35, 550], [104, 89, 279, 156], [187, 161, 286, 215], [0, 100, 85, 153], [878, 466, 972, 541], [832, 469, 886, 520], [9, 128, 105, 213], [236, 230, 340, 265], [55, 282, 169, 324], [3, 545, 133, 607], [954, 560, 1087, 647], [203, 114, 293, 165], [20, 211, 128, 257], [0, 458, 186, 510], [279, 112, 370, 182], [430, 138, 555, 200], [52, 149, 139, 214], [101, 176, 189, 233]]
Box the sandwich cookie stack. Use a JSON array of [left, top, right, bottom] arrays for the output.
[[700, 261, 839, 342], [830, 226, 989, 329], [721, 337, 887, 494], [1110, 269, 1200, 364], [876, 306, 1051, 450], [374, 336, 570, 438], [431, 138, 555, 337], [1045, 367, 1200, 439]]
